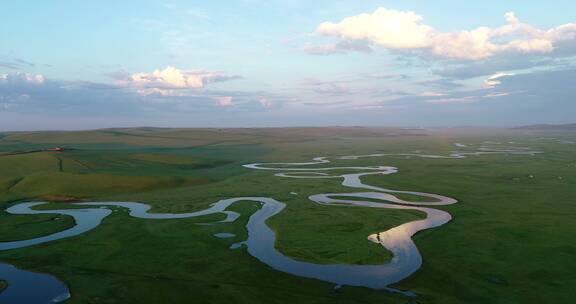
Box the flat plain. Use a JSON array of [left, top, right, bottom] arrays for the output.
[[0, 127, 574, 303]]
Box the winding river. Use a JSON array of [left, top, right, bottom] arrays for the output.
[[0, 145, 540, 302]]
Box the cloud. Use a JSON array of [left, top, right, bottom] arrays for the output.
[[0, 58, 37, 70], [116, 66, 241, 95], [0, 61, 19, 70], [13, 58, 35, 67], [496, 68, 576, 98], [419, 91, 448, 97], [369, 88, 411, 98], [303, 100, 351, 107], [417, 78, 464, 89], [421, 91, 514, 104], [432, 55, 555, 79], [397, 68, 576, 114], [259, 96, 273, 108], [0, 72, 45, 86], [301, 77, 353, 96], [505, 12, 520, 24], [484, 72, 515, 88], [0, 72, 48, 110], [0, 72, 281, 115], [303, 40, 373, 55], [0, 72, 138, 114], [312, 8, 576, 60], [363, 73, 409, 80], [214, 96, 234, 107], [312, 83, 351, 96], [425, 96, 479, 104], [317, 8, 432, 49], [483, 91, 513, 98]]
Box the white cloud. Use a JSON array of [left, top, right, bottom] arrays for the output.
[[419, 91, 447, 97], [483, 91, 512, 98], [312, 8, 576, 60], [505, 12, 520, 24], [118, 66, 240, 95], [484, 72, 515, 88], [317, 8, 432, 49]]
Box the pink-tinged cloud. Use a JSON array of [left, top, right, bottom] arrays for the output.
[[214, 96, 234, 107], [312, 8, 576, 60], [425, 90, 518, 105], [259, 97, 273, 108], [419, 91, 447, 97], [0, 72, 45, 85], [426, 96, 479, 104]]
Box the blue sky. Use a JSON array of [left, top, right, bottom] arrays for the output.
[[1, 0, 575, 130]]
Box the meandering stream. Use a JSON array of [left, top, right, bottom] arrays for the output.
[[0, 145, 540, 302]]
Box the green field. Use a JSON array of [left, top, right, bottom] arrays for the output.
[[0, 127, 575, 303]]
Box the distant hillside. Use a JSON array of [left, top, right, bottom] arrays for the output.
[[0, 127, 429, 148], [512, 123, 576, 131]]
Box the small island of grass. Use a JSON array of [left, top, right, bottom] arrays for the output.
[[0, 280, 8, 293]]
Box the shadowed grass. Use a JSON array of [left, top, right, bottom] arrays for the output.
[[0, 214, 75, 242]]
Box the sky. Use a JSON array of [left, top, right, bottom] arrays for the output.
[[1, 0, 575, 130]]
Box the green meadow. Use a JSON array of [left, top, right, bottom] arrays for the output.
[[0, 127, 574, 303]]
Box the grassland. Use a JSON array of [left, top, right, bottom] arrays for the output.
[[0, 214, 74, 242], [0, 127, 575, 303]]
